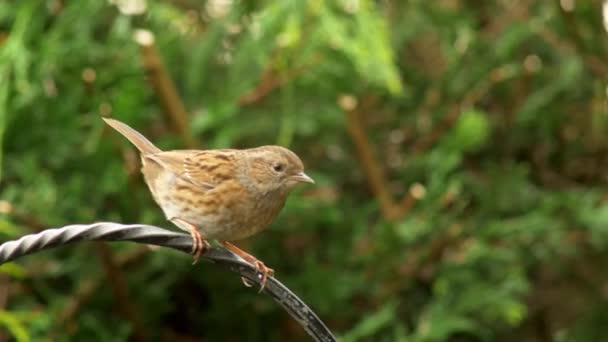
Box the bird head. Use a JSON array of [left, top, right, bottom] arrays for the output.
[[241, 145, 314, 195]]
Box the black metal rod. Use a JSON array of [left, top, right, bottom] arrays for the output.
[[0, 222, 336, 342]]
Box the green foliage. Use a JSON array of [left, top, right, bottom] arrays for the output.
[[1, 0, 608, 341], [445, 109, 490, 153], [0, 310, 29, 342]]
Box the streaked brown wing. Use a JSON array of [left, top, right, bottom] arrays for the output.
[[145, 149, 239, 190]]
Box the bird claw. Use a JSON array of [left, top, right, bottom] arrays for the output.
[[253, 261, 274, 293], [191, 236, 210, 265], [221, 241, 274, 292], [241, 277, 254, 287], [169, 217, 209, 265], [236, 261, 274, 292]]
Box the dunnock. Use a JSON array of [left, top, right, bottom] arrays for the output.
[[103, 118, 314, 289]]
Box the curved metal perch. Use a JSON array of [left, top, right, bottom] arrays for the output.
[[0, 222, 336, 342]]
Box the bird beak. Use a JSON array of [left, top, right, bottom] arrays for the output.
[[291, 172, 315, 184]]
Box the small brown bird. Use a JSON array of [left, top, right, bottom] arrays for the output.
[[103, 118, 314, 289]]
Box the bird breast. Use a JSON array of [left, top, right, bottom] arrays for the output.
[[146, 168, 286, 241]]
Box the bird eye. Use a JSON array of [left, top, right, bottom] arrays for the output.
[[272, 163, 284, 172]]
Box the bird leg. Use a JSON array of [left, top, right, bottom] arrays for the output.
[[170, 217, 209, 264], [222, 241, 274, 292]]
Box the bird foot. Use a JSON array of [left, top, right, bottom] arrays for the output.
[[222, 241, 274, 292], [252, 260, 274, 292], [170, 217, 209, 264], [190, 229, 211, 265]]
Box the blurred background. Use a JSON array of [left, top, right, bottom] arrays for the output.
[[1, 0, 608, 340]]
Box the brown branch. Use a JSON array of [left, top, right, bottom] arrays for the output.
[[553, 0, 587, 54], [56, 246, 149, 326], [343, 96, 402, 221], [344, 99, 457, 221], [411, 103, 462, 153], [134, 29, 197, 148], [0, 275, 9, 311], [95, 243, 148, 342], [544, 1, 608, 78], [238, 68, 284, 106], [238, 55, 323, 106], [0, 275, 9, 342], [345, 63, 513, 221]]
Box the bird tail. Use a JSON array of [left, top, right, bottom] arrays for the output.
[[102, 118, 161, 155]]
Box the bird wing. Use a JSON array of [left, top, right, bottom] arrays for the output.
[[145, 149, 239, 190]]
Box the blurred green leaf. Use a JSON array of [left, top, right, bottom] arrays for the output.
[[340, 301, 398, 342], [0, 311, 30, 342], [0, 263, 26, 279], [446, 109, 491, 153]]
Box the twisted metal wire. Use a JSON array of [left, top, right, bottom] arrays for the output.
[[0, 222, 336, 342]]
